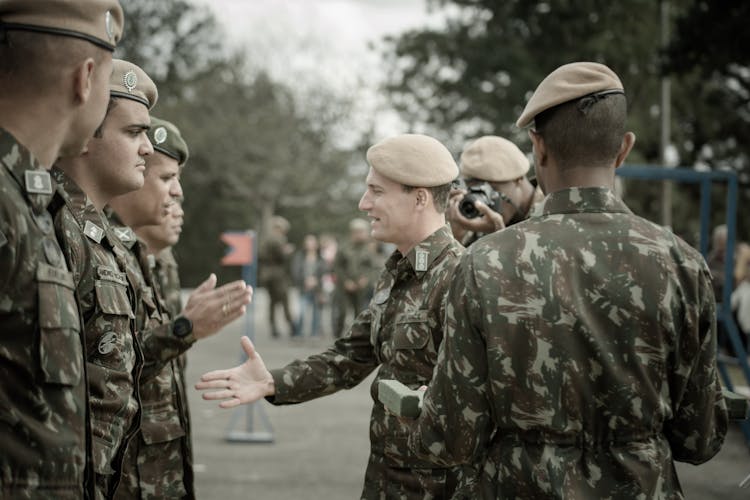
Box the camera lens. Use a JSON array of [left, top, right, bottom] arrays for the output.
[[459, 193, 485, 219]]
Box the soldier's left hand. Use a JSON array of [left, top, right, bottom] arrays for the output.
[[181, 274, 253, 339]]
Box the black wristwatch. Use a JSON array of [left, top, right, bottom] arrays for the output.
[[172, 315, 193, 338]]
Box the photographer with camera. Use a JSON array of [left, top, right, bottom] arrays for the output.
[[448, 135, 543, 246]]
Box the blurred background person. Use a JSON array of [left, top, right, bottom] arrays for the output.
[[292, 233, 325, 338], [259, 215, 295, 338], [332, 218, 378, 338]]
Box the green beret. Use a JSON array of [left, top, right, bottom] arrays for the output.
[[366, 134, 458, 187], [110, 59, 158, 110], [0, 0, 124, 51], [516, 62, 624, 128], [148, 117, 189, 166], [460, 136, 529, 183]]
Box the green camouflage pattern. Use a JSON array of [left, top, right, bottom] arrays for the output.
[[52, 169, 144, 498], [410, 187, 728, 499], [270, 225, 470, 498], [108, 227, 193, 499], [0, 130, 88, 498], [333, 239, 381, 337]]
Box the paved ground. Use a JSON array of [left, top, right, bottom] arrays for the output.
[[185, 289, 750, 499]]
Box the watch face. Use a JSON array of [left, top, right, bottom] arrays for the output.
[[173, 317, 192, 338]]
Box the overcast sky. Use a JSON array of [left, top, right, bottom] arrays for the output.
[[191, 0, 444, 138]]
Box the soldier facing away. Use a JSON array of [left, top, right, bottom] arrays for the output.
[[0, 1, 123, 498], [197, 134, 476, 498], [406, 62, 728, 499]]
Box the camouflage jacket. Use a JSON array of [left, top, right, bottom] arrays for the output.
[[108, 222, 193, 499], [270, 225, 468, 497], [0, 130, 88, 498], [410, 187, 728, 499], [51, 169, 143, 496]]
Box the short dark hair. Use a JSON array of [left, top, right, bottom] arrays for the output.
[[92, 97, 119, 138], [534, 93, 627, 169], [0, 30, 107, 93], [402, 182, 452, 213]]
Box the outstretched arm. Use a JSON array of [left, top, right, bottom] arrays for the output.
[[195, 336, 274, 408]]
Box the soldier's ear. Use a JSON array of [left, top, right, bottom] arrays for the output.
[[72, 57, 96, 105], [415, 188, 428, 209]]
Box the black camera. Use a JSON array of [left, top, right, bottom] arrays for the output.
[[458, 183, 500, 219]]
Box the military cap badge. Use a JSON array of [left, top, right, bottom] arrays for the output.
[[123, 70, 138, 93], [154, 127, 168, 145]]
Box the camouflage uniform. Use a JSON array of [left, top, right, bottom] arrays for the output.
[[410, 188, 729, 499], [333, 240, 379, 338], [51, 169, 143, 499], [270, 226, 469, 499], [0, 130, 88, 498], [108, 219, 195, 500]]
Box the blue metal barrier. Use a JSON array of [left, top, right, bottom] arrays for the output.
[[616, 164, 750, 448]]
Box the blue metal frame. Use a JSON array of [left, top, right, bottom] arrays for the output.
[[616, 164, 750, 447]]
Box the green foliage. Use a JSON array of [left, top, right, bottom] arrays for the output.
[[383, 0, 749, 240], [116, 0, 366, 285]]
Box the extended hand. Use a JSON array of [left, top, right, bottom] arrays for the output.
[[195, 336, 275, 408], [182, 274, 253, 339]]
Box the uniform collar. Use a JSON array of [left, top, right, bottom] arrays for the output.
[[106, 209, 139, 249], [530, 187, 632, 218], [386, 225, 456, 279], [51, 167, 115, 246]]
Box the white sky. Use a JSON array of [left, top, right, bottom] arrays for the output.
[[190, 0, 444, 139]]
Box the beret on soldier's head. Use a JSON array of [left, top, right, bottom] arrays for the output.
[[148, 117, 189, 166], [460, 136, 529, 183], [0, 0, 123, 51], [366, 134, 458, 188], [516, 62, 624, 128], [110, 59, 158, 110]]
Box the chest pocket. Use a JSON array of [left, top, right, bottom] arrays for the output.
[[91, 266, 135, 368], [140, 362, 186, 445], [392, 310, 432, 350], [37, 262, 83, 386]]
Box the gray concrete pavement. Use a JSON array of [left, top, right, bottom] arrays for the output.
[[185, 289, 750, 499]]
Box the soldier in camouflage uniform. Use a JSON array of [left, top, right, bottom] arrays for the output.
[[198, 134, 474, 498], [0, 2, 123, 498], [332, 218, 379, 338], [448, 135, 543, 247], [52, 59, 158, 499], [407, 62, 728, 499], [111, 117, 252, 499]]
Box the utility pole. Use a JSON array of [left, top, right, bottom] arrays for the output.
[[660, 0, 673, 229]]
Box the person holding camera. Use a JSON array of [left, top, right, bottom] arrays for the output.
[[448, 135, 543, 246]]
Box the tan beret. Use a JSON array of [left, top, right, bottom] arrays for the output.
[[270, 215, 290, 232], [0, 0, 123, 51], [110, 59, 158, 110], [148, 117, 188, 166], [460, 136, 529, 183], [366, 134, 458, 187], [516, 62, 624, 128]]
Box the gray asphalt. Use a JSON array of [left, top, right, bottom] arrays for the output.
[[185, 289, 750, 499]]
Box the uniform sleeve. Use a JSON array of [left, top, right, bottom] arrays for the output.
[[269, 307, 379, 404], [138, 322, 195, 380], [664, 265, 728, 464], [408, 251, 495, 465]]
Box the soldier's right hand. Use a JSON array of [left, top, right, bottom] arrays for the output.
[[195, 336, 275, 408], [182, 273, 253, 339]]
